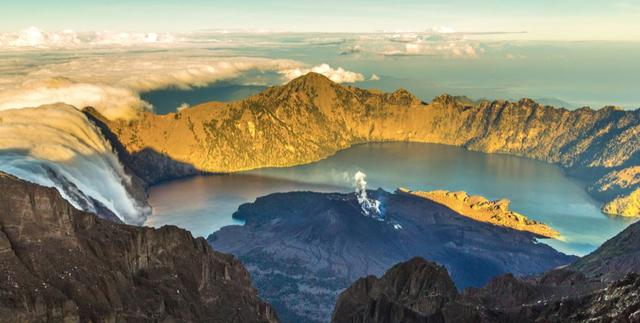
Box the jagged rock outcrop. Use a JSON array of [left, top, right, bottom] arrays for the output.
[[87, 72, 640, 217], [208, 189, 574, 323], [399, 188, 559, 238], [0, 172, 278, 323], [332, 257, 640, 323], [331, 258, 482, 323]]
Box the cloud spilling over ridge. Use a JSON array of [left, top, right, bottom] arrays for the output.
[[0, 105, 149, 224], [0, 51, 366, 120], [281, 63, 365, 83], [0, 78, 149, 121]]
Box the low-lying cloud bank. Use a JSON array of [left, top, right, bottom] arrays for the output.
[[0, 43, 369, 223], [0, 27, 487, 122], [0, 50, 366, 120]]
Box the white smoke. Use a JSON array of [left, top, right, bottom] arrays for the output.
[[353, 171, 383, 219], [0, 104, 149, 224]]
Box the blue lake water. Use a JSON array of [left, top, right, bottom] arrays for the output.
[[140, 82, 266, 114], [145, 142, 636, 256]]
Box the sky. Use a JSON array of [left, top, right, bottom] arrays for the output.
[[1, 0, 640, 40], [1, 0, 639, 111]]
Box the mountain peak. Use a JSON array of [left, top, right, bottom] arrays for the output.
[[286, 72, 336, 89]]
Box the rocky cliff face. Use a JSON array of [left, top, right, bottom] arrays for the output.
[[332, 257, 640, 323], [331, 258, 479, 323], [89, 72, 640, 217], [208, 190, 574, 323], [0, 172, 278, 323]]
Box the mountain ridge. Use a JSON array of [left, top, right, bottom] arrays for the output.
[[331, 257, 640, 323], [86, 72, 640, 217]]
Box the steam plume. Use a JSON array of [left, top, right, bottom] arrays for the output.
[[353, 171, 382, 219]]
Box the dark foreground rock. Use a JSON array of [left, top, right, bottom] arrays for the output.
[[332, 257, 640, 323], [0, 172, 278, 323], [208, 190, 574, 323], [331, 258, 478, 323]]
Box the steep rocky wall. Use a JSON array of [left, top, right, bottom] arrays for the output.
[[0, 172, 278, 323]]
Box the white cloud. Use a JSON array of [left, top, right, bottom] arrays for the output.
[[383, 39, 480, 58], [281, 63, 365, 83], [432, 26, 457, 34], [0, 29, 372, 119], [0, 78, 150, 120], [332, 32, 482, 59], [370, 74, 381, 81], [0, 48, 367, 120], [0, 26, 176, 49], [0, 104, 149, 224], [0, 51, 301, 120]]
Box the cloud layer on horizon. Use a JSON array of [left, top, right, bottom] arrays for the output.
[[0, 27, 177, 49], [0, 49, 366, 120], [0, 27, 535, 121], [340, 32, 484, 58]]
